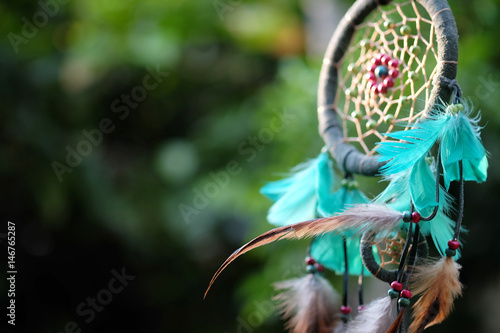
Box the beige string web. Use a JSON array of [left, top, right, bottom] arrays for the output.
[[335, 0, 445, 155], [375, 232, 408, 270]]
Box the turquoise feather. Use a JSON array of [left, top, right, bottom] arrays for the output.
[[376, 167, 460, 259], [260, 151, 335, 226], [311, 185, 373, 276], [310, 233, 344, 276], [311, 234, 371, 276], [259, 177, 295, 202], [260, 150, 373, 275], [427, 212, 461, 260], [376, 160, 438, 215], [440, 104, 488, 189], [316, 150, 337, 208], [375, 171, 412, 211], [377, 115, 448, 175], [317, 183, 369, 219], [376, 162, 453, 216], [410, 157, 439, 216], [377, 101, 488, 188]]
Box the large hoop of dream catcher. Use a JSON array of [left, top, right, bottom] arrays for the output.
[[318, 0, 458, 176]]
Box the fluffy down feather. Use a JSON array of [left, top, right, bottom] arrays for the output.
[[273, 274, 341, 333], [344, 297, 395, 333]]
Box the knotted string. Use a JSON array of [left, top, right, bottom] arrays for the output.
[[436, 76, 462, 104]]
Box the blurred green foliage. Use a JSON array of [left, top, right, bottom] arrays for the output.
[[1, 0, 500, 332]]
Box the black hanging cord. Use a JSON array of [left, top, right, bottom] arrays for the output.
[[405, 224, 421, 287], [358, 271, 364, 307], [343, 239, 349, 306], [453, 160, 465, 239], [396, 222, 413, 283], [341, 173, 352, 307], [394, 221, 413, 315]]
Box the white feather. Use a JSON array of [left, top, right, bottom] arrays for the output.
[[342, 204, 404, 229], [345, 297, 396, 333], [324, 204, 404, 237]]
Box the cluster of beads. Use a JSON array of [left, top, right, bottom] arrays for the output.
[[305, 257, 324, 273], [365, 53, 400, 94], [446, 239, 460, 257], [341, 178, 359, 190], [399, 289, 412, 307], [447, 103, 465, 114], [402, 211, 421, 223], [388, 281, 412, 307], [340, 305, 351, 322]]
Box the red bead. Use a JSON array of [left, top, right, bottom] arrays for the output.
[[411, 212, 421, 223], [400, 289, 412, 299], [305, 257, 316, 265], [388, 59, 399, 67], [357, 305, 366, 312], [315, 263, 325, 272], [367, 80, 375, 88], [381, 55, 391, 65], [391, 281, 403, 292], [389, 69, 399, 78], [448, 240, 460, 250], [340, 305, 352, 314], [375, 53, 384, 61], [365, 72, 376, 81], [371, 85, 379, 94], [368, 64, 377, 72], [383, 77, 394, 88], [378, 83, 387, 94], [371, 57, 382, 66]]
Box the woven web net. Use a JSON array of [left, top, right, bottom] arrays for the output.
[[375, 232, 408, 269], [335, 0, 441, 155]]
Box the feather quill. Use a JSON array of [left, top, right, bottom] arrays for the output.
[[205, 204, 404, 297], [409, 257, 463, 333], [385, 308, 405, 333], [273, 274, 341, 333], [345, 297, 395, 333]]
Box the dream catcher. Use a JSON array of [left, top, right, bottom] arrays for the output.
[[205, 0, 488, 332]]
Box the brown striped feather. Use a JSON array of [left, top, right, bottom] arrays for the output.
[[408, 257, 462, 333], [204, 204, 403, 297]]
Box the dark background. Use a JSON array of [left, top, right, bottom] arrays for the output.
[[1, 0, 500, 332]]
